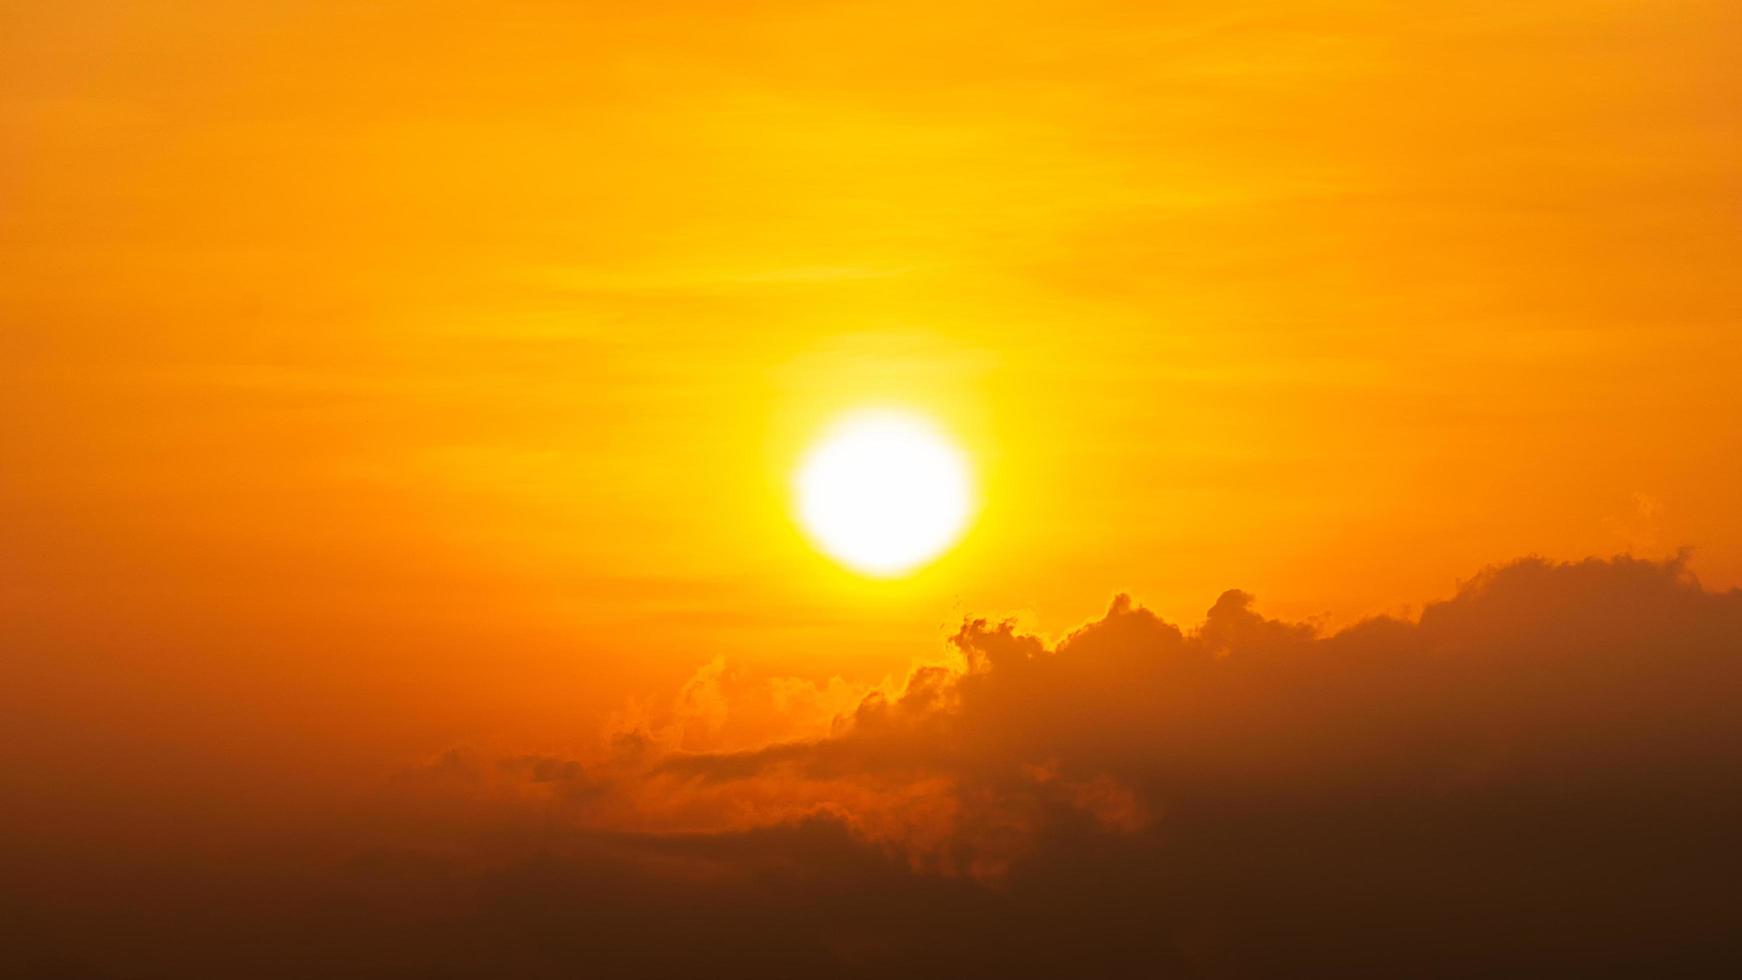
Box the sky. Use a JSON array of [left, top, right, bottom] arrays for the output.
[[4, 1, 1742, 975]]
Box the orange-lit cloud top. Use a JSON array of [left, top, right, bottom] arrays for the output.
[[16, 555, 1737, 975]]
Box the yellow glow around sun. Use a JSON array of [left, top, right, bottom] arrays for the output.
[[795, 409, 974, 577]]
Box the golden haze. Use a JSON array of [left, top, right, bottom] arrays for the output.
[[3, 4, 1742, 974]]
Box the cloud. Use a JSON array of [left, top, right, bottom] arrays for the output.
[[624, 555, 1742, 884], [8, 555, 1741, 976]]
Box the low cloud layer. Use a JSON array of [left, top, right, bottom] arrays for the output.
[[10, 555, 1742, 976]]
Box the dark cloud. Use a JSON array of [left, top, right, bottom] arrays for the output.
[[6, 555, 1741, 976]]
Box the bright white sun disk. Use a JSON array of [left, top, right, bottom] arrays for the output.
[[795, 411, 973, 576]]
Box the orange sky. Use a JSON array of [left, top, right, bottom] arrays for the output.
[[5, 0, 1742, 818]]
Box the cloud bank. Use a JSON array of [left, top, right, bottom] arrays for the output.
[[10, 555, 1741, 976]]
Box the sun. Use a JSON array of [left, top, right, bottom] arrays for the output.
[[795, 409, 974, 577]]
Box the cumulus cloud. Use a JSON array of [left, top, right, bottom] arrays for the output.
[[613, 555, 1742, 886], [10, 555, 1741, 976]]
